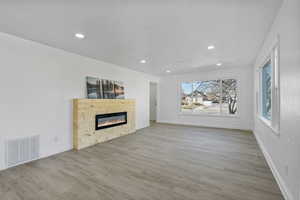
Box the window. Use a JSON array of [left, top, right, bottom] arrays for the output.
[[181, 79, 237, 115], [259, 42, 280, 133], [261, 60, 272, 120], [222, 79, 238, 115]]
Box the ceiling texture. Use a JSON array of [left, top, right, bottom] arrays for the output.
[[0, 0, 282, 75]]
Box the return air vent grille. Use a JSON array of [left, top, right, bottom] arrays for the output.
[[5, 135, 40, 168]]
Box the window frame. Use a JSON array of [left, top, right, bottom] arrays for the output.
[[260, 57, 272, 122], [179, 77, 239, 118], [258, 39, 280, 135]]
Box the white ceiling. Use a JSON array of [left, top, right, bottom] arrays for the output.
[[0, 0, 282, 76]]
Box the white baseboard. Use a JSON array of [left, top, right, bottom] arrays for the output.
[[253, 131, 294, 200], [0, 145, 72, 172], [157, 120, 252, 132], [0, 125, 148, 172]]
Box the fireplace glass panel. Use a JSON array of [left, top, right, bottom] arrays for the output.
[[95, 112, 127, 130]]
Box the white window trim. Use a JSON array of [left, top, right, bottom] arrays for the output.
[[178, 77, 239, 117], [258, 36, 280, 135], [179, 112, 240, 118]]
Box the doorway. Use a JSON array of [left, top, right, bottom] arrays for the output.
[[149, 82, 158, 125]]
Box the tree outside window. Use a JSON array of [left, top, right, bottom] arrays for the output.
[[261, 60, 272, 120], [181, 79, 237, 115]]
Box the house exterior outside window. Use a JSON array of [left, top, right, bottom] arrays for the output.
[[180, 79, 237, 116]]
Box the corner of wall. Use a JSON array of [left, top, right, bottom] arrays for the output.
[[0, 137, 5, 170]]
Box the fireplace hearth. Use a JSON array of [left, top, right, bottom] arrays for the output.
[[95, 112, 127, 130]]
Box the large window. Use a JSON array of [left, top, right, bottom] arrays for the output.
[[181, 79, 237, 115], [261, 61, 272, 120], [259, 42, 280, 133]]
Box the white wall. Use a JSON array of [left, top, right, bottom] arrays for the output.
[[158, 66, 253, 130], [253, 0, 300, 199], [0, 32, 159, 170], [149, 82, 157, 121]]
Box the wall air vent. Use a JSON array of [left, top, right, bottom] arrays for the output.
[[5, 135, 40, 168]]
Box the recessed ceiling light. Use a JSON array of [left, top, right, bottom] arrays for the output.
[[166, 70, 171, 73], [75, 33, 85, 39], [208, 45, 215, 50], [140, 59, 147, 64], [216, 62, 222, 66]]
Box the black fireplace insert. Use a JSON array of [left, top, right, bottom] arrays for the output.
[[95, 112, 127, 130]]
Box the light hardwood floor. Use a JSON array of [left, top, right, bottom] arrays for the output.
[[0, 123, 284, 200]]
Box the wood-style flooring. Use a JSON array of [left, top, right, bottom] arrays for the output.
[[0, 123, 284, 200]]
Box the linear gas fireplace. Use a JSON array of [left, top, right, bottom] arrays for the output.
[[95, 112, 127, 130]]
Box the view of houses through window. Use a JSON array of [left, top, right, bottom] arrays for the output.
[[181, 79, 237, 115]]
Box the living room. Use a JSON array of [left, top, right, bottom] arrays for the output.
[[0, 1, 299, 200]]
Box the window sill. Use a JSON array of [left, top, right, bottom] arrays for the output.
[[258, 115, 280, 136], [179, 112, 239, 118]]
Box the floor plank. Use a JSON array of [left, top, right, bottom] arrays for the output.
[[0, 123, 284, 200]]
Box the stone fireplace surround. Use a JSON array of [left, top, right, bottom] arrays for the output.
[[73, 99, 135, 150]]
